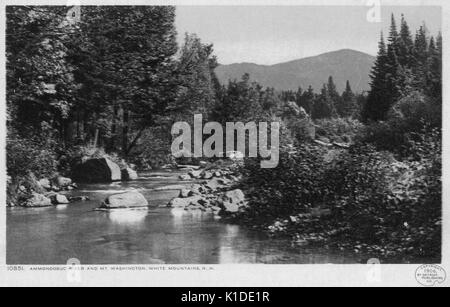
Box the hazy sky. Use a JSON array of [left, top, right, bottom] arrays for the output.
[[175, 6, 442, 65]]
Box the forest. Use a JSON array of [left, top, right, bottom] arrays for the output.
[[6, 6, 442, 262]]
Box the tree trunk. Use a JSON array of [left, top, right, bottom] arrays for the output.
[[122, 107, 129, 156], [109, 105, 118, 151], [125, 126, 145, 156]]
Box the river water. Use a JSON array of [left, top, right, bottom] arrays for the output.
[[7, 171, 362, 265]]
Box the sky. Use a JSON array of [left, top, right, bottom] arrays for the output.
[[175, 5, 442, 65]]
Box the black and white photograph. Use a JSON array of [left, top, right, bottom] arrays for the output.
[[0, 0, 448, 288]]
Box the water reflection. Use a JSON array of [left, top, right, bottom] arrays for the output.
[[107, 209, 148, 226], [219, 224, 242, 263], [55, 204, 68, 210]]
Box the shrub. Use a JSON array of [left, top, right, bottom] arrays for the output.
[[240, 143, 328, 223], [359, 91, 441, 158], [7, 134, 57, 179], [315, 117, 363, 143], [239, 131, 441, 262]]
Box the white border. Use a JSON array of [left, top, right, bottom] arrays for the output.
[[0, 0, 448, 287]]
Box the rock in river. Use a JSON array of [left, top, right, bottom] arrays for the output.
[[101, 191, 149, 209], [50, 194, 70, 205], [179, 189, 193, 198], [168, 195, 204, 208], [219, 189, 247, 214], [73, 158, 121, 183], [121, 168, 139, 181], [24, 193, 52, 207]]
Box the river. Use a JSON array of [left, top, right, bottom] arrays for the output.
[[7, 170, 363, 264]]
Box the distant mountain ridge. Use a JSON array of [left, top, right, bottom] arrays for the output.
[[215, 49, 376, 93]]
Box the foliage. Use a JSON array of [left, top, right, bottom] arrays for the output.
[[74, 6, 179, 155], [169, 33, 219, 122], [239, 135, 441, 261], [315, 117, 364, 143], [363, 15, 442, 122], [6, 131, 58, 179], [240, 144, 328, 222], [360, 91, 441, 158], [6, 6, 79, 137], [336, 81, 357, 118], [212, 74, 275, 124]]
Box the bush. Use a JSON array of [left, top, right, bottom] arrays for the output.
[[359, 91, 441, 158], [7, 134, 57, 179], [315, 117, 363, 143], [240, 143, 328, 223], [238, 131, 441, 262]]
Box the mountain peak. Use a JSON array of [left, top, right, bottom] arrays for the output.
[[215, 49, 375, 93]]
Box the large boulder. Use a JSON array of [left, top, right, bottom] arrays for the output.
[[73, 158, 121, 183], [101, 191, 148, 209], [50, 194, 70, 205], [121, 168, 138, 181], [219, 189, 247, 214], [179, 189, 193, 198], [24, 193, 52, 208]]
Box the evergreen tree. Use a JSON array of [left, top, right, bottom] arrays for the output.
[[398, 14, 414, 66], [427, 33, 442, 101], [363, 32, 390, 121], [388, 14, 400, 53], [412, 25, 429, 89], [385, 15, 402, 102], [326, 76, 340, 117], [300, 86, 315, 116], [338, 80, 356, 118], [312, 83, 334, 119], [295, 87, 303, 108]]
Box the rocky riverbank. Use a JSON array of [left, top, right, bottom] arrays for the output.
[[7, 156, 140, 208], [167, 163, 246, 216], [94, 159, 248, 217]]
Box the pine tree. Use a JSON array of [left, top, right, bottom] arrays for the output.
[[414, 25, 429, 65], [388, 14, 400, 53], [364, 14, 441, 122], [312, 82, 335, 119], [295, 87, 303, 108], [427, 33, 442, 101], [326, 76, 340, 117], [398, 14, 414, 67], [363, 32, 390, 121], [338, 80, 356, 118], [300, 86, 315, 116]]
